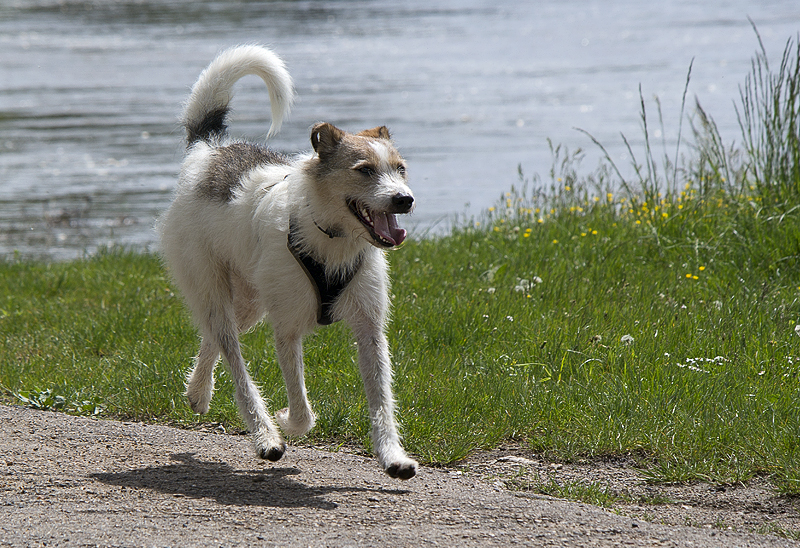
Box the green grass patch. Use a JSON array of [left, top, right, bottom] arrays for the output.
[[3, 29, 800, 494]]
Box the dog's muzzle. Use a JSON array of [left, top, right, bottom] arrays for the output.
[[348, 194, 413, 248]]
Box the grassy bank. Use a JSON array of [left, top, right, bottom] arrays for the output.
[[3, 32, 800, 493]]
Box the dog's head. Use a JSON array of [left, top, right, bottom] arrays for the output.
[[309, 122, 414, 248]]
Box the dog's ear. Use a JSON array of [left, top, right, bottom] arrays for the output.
[[358, 126, 391, 140], [311, 122, 345, 159]]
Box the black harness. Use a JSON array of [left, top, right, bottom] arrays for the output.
[[287, 218, 362, 325]]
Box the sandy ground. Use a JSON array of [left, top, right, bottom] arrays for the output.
[[1, 404, 797, 547]]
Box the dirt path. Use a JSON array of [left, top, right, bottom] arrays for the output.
[[1, 404, 796, 547]]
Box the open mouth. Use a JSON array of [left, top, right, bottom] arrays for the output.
[[348, 200, 408, 248]]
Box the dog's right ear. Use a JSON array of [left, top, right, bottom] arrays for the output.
[[311, 122, 345, 160]]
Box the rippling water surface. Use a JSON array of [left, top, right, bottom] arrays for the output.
[[2, 0, 800, 259]]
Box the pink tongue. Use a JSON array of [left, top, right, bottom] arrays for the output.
[[373, 212, 407, 246]]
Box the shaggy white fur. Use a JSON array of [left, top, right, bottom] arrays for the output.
[[158, 45, 417, 480]]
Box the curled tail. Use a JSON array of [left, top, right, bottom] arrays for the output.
[[182, 45, 294, 145]]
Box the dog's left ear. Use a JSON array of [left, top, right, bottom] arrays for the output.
[[311, 122, 345, 160], [358, 126, 391, 140]]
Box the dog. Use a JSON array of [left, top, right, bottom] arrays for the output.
[[158, 45, 418, 480]]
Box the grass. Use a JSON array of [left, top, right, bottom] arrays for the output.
[[3, 30, 800, 494]]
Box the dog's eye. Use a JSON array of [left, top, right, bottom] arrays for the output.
[[396, 165, 407, 176], [357, 166, 375, 177]]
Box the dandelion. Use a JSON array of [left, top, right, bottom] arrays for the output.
[[699, 266, 706, 271], [487, 287, 496, 294], [552, 239, 559, 244], [591, 230, 597, 235]]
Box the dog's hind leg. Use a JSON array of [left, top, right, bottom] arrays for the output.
[[186, 337, 219, 415], [210, 305, 287, 461], [352, 322, 418, 480], [273, 330, 317, 437]]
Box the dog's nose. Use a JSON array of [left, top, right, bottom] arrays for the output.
[[392, 193, 414, 212]]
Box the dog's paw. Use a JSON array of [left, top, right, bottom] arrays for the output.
[[257, 442, 287, 462], [253, 429, 287, 462], [275, 407, 316, 437], [254, 438, 287, 462], [385, 458, 418, 480], [186, 391, 211, 415]]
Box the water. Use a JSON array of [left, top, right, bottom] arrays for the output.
[[2, 0, 800, 260]]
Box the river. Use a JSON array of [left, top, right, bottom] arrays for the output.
[[2, 0, 799, 259]]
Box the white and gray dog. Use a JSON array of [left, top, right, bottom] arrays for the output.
[[158, 45, 418, 479]]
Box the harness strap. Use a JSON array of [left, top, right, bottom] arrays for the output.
[[287, 218, 362, 325]]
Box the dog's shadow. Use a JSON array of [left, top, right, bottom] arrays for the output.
[[90, 452, 408, 510]]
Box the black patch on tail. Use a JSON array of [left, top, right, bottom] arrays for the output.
[[197, 143, 290, 202], [186, 106, 230, 145]]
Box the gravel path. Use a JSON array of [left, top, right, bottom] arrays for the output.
[[1, 404, 796, 547]]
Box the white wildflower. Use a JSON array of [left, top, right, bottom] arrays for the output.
[[620, 334, 634, 346], [514, 276, 542, 292]]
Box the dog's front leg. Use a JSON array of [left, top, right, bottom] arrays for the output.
[[353, 325, 418, 480], [274, 330, 317, 437]]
